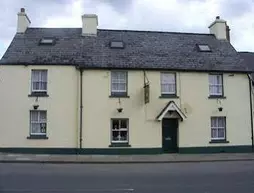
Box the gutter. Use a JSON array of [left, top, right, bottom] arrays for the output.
[[79, 69, 84, 150], [247, 74, 254, 151]]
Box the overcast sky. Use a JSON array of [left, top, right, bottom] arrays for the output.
[[0, 0, 254, 58]]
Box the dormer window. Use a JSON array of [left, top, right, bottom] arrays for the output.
[[110, 41, 124, 49], [39, 38, 55, 45], [197, 44, 211, 52]]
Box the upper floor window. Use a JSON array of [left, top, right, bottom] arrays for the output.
[[209, 74, 223, 96], [161, 72, 176, 95], [111, 71, 127, 97], [31, 70, 48, 93]]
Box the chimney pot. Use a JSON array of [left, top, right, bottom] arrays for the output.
[[21, 8, 25, 12]]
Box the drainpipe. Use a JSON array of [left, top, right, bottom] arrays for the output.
[[247, 74, 254, 152], [79, 68, 83, 150]]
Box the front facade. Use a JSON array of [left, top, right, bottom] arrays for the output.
[[0, 9, 253, 154]]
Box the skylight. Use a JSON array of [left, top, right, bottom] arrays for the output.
[[110, 41, 124, 49], [39, 38, 55, 45], [197, 44, 211, 52]]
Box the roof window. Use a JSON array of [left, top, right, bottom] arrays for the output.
[[110, 41, 124, 49], [197, 44, 211, 52], [39, 38, 55, 45]]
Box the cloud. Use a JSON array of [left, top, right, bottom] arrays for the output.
[[0, 0, 254, 58]]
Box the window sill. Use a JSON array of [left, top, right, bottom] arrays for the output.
[[209, 140, 229, 144], [159, 94, 179, 99], [109, 143, 131, 147], [28, 92, 49, 97], [109, 95, 130, 98], [27, 135, 48, 140], [208, 95, 226, 99]]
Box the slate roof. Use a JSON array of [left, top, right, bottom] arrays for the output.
[[239, 52, 254, 78], [0, 27, 250, 72]]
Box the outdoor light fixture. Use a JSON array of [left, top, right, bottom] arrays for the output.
[[117, 98, 123, 113], [33, 104, 39, 110], [218, 107, 223, 112], [33, 97, 39, 110]]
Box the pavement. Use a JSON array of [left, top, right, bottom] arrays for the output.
[[1, 161, 254, 193], [1, 152, 254, 163]]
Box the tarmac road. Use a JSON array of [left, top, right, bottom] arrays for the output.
[[0, 161, 254, 193]]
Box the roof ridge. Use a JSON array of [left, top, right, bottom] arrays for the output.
[[27, 27, 214, 36]]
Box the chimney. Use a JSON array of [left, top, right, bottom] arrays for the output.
[[81, 14, 98, 36], [17, 8, 31, 33], [208, 16, 229, 41]]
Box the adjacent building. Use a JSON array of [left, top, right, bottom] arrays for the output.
[[0, 9, 253, 154]]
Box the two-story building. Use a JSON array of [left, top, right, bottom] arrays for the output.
[[0, 8, 253, 154]]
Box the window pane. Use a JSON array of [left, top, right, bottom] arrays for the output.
[[216, 75, 222, 84], [41, 71, 47, 82], [40, 111, 47, 122], [161, 73, 175, 83], [112, 83, 118, 91], [216, 85, 222, 95], [218, 117, 225, 127], [218, 129, 225, 138], [41, 82, 47, 90], [31, 123, 40, 134], [112, 131, 120, 141], [211, 128, 218, 138], [112, 120, 119, 130], [211, 118, 216, 127], [32, 82, 40, 90], [32, 71, 40, 82], [120, 120, 127, 129], [120, 131, 128, 141], [118, 83, 126, 91], [31, 111, 39, 122]]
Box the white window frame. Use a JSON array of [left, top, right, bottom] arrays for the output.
[[160, 72, 176, 95], [111, 71, 127, 94], [211, 117, 226, 140], [30, 110, 47, 136], [111, 119, 129, 143], [31, 70, 48, 93], [209, 74, 223, 96]]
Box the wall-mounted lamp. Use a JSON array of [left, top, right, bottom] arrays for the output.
[[117, 98, 123, 113], [218, 107, 223, 112], [33, 97, 39, 110], [33, 104, 39, 110]]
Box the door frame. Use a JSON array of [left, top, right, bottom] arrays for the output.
[[162, 118, 179, 153]]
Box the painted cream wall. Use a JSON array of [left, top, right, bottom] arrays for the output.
[[0, 65, 79, 148], [82, 70, 252, 148]]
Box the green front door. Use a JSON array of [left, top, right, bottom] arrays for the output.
[[162, 119, 178, 153]]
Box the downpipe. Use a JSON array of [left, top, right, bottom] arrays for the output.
[[247, 74, 254, 152], [79, 69, 84, 152]]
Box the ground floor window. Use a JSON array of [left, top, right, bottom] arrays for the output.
[[30, 110, 47, 136], [211, 117, 226, 140], [111, 119, 129, 143]]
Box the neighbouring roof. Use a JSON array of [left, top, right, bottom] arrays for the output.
[[0, 28, 250, 72], [239, 52, 254, 79]]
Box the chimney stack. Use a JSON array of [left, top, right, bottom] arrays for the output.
[[81, 14, 98, 36], [208, 16, 230, 41], [17, 8, 31, 33]]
